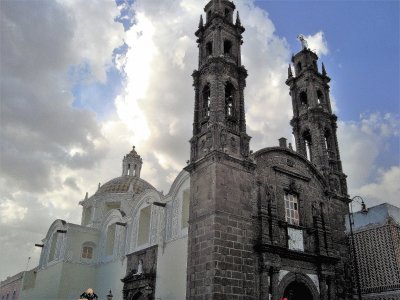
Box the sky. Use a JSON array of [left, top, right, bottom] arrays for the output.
[[0, 0, 399, 281]]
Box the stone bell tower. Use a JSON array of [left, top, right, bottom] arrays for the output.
[[286, 41, 348, 196], [185, 0, 256, 298]]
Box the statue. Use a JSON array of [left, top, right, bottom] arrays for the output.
[[134, 259, 143, 275], [297, 34, 308, 50]]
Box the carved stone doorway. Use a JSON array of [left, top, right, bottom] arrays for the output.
[[283, 280, 314, 300]]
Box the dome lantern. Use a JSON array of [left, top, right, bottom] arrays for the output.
[[122, 146, 143, 177]]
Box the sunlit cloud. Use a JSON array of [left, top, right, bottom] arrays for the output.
[[0, 200, 28, 224], [305, 31, 329, 56]]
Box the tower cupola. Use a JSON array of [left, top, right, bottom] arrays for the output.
[[122, 146, 142, 177], [204, 0, 236, 24]]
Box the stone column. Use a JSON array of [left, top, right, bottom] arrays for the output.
[[271, 267, 280, 300], [259, 264, 270, 300], [327, 275, 336, 300], [319, 274, 328, 300]]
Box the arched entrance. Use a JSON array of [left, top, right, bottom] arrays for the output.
[[283, 280, 314, 300], [277, 272, 319, 300]]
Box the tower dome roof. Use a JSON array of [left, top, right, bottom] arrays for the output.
[[97, 175, 155, 194]]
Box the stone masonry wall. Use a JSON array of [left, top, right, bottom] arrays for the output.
[[187, 153, 256, 300]]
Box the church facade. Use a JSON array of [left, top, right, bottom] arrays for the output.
[[16, 1, 353, 299]]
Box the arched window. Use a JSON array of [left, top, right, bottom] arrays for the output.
[[317, 90, 324, 105], [324, 129, 330, 151], [202, 84, 211, 118], [106, 224, 116, 256], [324, 129, 335, 160], [297, 62, 302, 74], [224, 40, 232, 55], [303, 130, 312, 161], [225, 82, 234, 117], [299, 91, 308, 107], [82, 246, 93, 259], [137, 206, 151, 246], [207, 10, 212, 22], [284, 193, 299, 226], [181, 189, 190, 229], [206, 41, 212, 56]]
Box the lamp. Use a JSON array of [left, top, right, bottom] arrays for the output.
[[106, 290, 113, 300]]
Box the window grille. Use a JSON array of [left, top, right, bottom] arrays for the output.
[[81, 246, 93, 259], [284, 193, 299, 225]]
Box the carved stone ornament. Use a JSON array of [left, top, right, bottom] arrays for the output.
[[288, 180, 299, 194]]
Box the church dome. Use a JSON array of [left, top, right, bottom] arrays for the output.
[[97, 175, 155, 194], [96, 146, 155, 195]]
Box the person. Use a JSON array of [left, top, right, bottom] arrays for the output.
[[80, 288, 98, 300]]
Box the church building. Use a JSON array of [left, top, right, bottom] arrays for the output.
[[15, 1, 353, 299]]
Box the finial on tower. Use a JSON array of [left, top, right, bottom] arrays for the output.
[[322, 62, 327, 76], [235, 11, 241, 26], [297, 34, 308, 50], [198, 15, 204, 28], [288, 64, 293, 78]]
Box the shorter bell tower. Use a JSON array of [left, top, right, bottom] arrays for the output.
[[286, 40, 347, 196]]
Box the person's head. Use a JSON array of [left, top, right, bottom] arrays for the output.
[[86, 288, 94, 295]]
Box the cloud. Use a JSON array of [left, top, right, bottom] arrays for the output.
[[0, 200, 28, 224], [0, 0, 124, 280], [305, 31, 329, 56], [357, 166, 400, 206], [338, 112, 399, 206], [0, 0, 124, 193]]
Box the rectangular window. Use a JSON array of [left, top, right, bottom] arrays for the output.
[[284, 193, 299, 226], [48, 234, 58, 262], [82, 207, 92, 226], [106, 224, 116, 256], [137, 206, 151, 246]]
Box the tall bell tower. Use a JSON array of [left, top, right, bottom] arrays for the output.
[[190, 0, 250, 160], [185, 0, 256, 298], [286, 42, 348, 197]]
